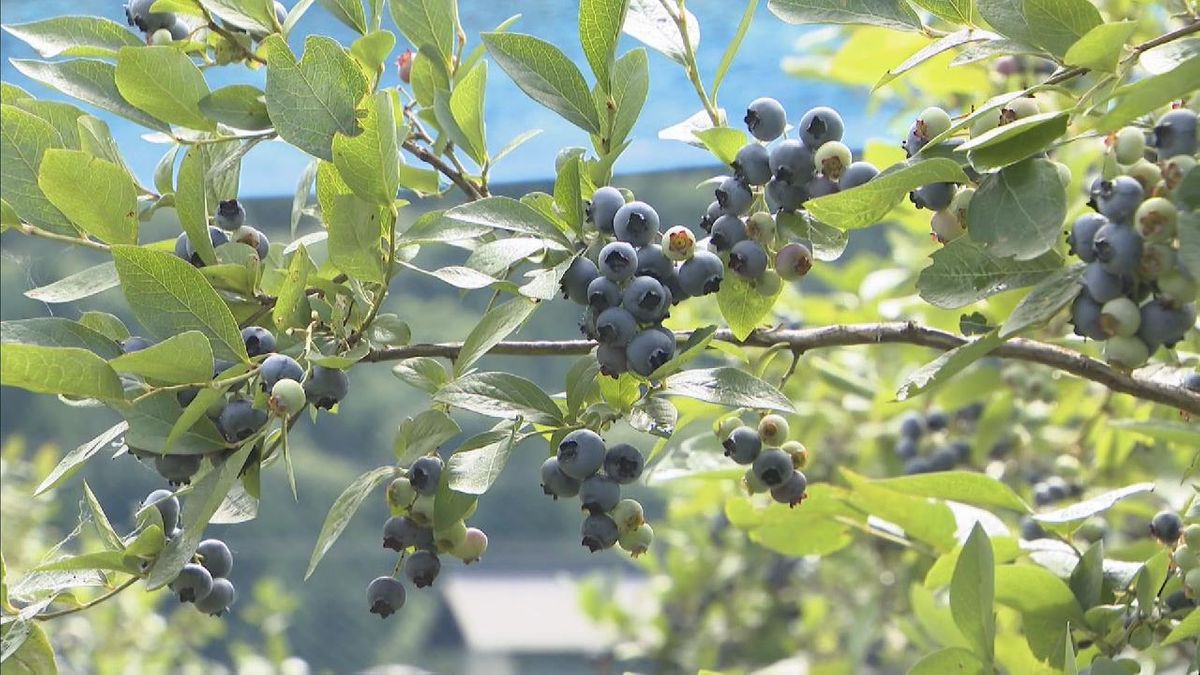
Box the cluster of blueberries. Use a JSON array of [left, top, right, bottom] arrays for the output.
[[367, 457, 488, 619], [140, 489, 238, 616], [121, 324, 348, 485], [539, 430, 654, 555], [1067, 107, 1198, 369], [173, 200, 270, 268], [715, 414, 809, 506], [893, 405, 983, 475], [123, 0, 286, 46], [1160, 512, 1200, 615]]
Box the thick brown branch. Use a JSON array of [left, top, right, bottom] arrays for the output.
[[401, 138, 484, 201], [366, 322, 1200, 415]]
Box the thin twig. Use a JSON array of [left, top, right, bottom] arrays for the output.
[[15, 224, 111, 252], [34, 576, 140, 621]]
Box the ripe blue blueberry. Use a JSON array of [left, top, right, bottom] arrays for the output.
[[895, 437, 919, 459], [587, 276, 621, 311], [678, 250, 724, 296], [217, 399, 267, 442], [635, 244, 675, 281], [168, 17, 189, 40], [170, 563, 213, 603], [1020, 516, 1045, 540], [540, 456, 582, 498], [174, 227, 230, 267], [1185, 372, 1200, 392], [304, 365, 349, 409], [765, 178, 807, 213], [949, 441, 971, 463], [909, 183, 956, 211], [579, 474, 621, 514], [1068, 213, 1108, 262], [752, 448, 794, 487], [240, 326, 276, 357], [195, 578, 236, 616], [215, 199, 245, 230], [1137, 299, 1196, 351], [722, 426, 762, 464], [260, 354, 303, 391], [614, 201, 661, 247], [1070, 293, 1107, 341], [121, 336, 152, 353], [142, 489, 180, 532], [626, 328, 676, 376], [1092, 223, 1143, 276], [561, 256, 600, 305], [904, 457, 932, 475], [798, 106, 844, 149], [744, 98, 787, 142], [1153, 109, 1198, 158], [1094, 176, 1144, 223], [769, 140, 815, 184], [775, 243, 813, 281], [125, 0, 175, 32], [596, 343, 628, 378], [409, 456, 444, 496], [383, 516, 425, 551], [928, 446, 958, 471], [729, 240, 768, 280], [661, 269, 690, 305], [839, 162, 878, 190], [899, 412, 924, 439], [925, 411, 948, 431], [197, 538, 233, 578], [581, 513, 620, 552], [733, 143, 773, 186], [805, 175, 839, 199], [700, 201, 722, 233], [154, 454, 202, 485], [604, 443, 644, 484], [595, 307, 637, 346], [1151, 510, 1183, 544], [558, 429, 606, 480], [709, 215, 748, 252], [366, 576, 406, 618], [598, 242, 638, 283], [404, 550, 441, 588], [715, 177, 753, 216], [587, 187, 626, 234], [1082, 263, 1126, 303], [770, 470, 808, 507], [622, 276, 670, 323]]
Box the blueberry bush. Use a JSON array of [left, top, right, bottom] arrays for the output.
[[0, 0, 1198, 672]]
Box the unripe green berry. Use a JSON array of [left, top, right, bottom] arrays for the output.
[[1185, 524, 1200, 549], [781, 440, 809, 469], [743, 467, 768, 494], [1128, 624, 1153, 650], [714, 415, 742, 440], [1104, 335, 1149, 369], [1000, 96, 1039, 124], [1126, 158, 1162, 194], [1137, 243, 1176, 281], [1053, 454, 1081, 478], [451, 527, 488, 564], [1163, 155, 1197, 191], [1174, 544, 1200, 571], [268, 378, 306, 415], [386, 478, 417, 514], [745, 212, 776, 246], [434, 519, 467, 553], [1112, 127, 1146, 165], [930, 209, 965, 243], [1134, 197, 1178, 243], [610, 498, 645, 534], [918, 107, 952, 140], [970, 111, 999, 138], [1187, 568, 1200, 595], [755, 270, 783, 297], [814, 141, 852, 180], [617, 522, 653, 558], [409, 494, 436, 526], [1084, 604, 1123, 632], [757, 414, 790, 445], [150, 28, 174, 45], [1053, 161, 1072, 188], [1157, 269, 1198, 304], [1099, 297, 1141, 338]]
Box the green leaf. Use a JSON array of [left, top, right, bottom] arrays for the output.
[[0, 104, 71, 233], [694, 127, 749, 166], [717, 269, 782, 341], [448, 60, 488, 165], [897, 331, 1005, 401], [876, 28, 996, 91], [109, 331, 214, 384], [951, 523, 995, 662], [10, 58, 170, 132], [111, 245, 248, 362], [263, 35, 369, 160], [392, 357, 449, 393], [32, 550, 141, 574], [435, 372, 563, 425], [5, 620, 57, 674], [272, 245, 313, 331], [994, 564, 1084, 665], [199, 0, 279, 34], [434, 475, 477, 531], [554, 157, 585, 234], [16, 100, 83, 150], [1, 317, 121, 359], [332, 90, 399, 205], [910, 0, 979, 25], [910, 647, 987, 675], [873, 470, 1029, 512], [663, 367, 796, 412], [37, 149, 138, 244], [842, 468, 958, 550], [976, 0, 1036, 47], [958, 112, 1069, 172], [747, 485, 857, 556], [455, 296, 539, 377], [325, 194, 385, 284], [165, 385, 228, 454], [599, 372, 640, 412], [649, 324, 717, 380], [767, 0, 922, 31], [1162, 607, 1200, 646], [124, 392, 226, 455], [319, 0, 368, 33], [115, 46, 213, 130], [34, 422, 128, 496], [394, 409, 461, 464], [969, 157, 1067, 259], [579, 0, 628, 90], [1032, 483, 1155, 524], [419, 196, 570, 247], [388, 0, 456, 66], [305, 465, 395, 579], [609, 48, 649, 149], [1063, 21, 1136, 73], [0, 344, 124, 401], [1023, 0, 1101, 58], [198, 85, 272, 130], [1108, 419, 1200, 446], [713, 0, 758, 97], [2, 16, 143, 58], [482, 32, 602, 134], [1098, 57, 1200, 132], [999, 264, 1083, 337], [350, 29, 397, 76], [175, 146, 215, 266], [446, 425, 525, 495], [409, 44, 451, 108], [622, 0, 699, 65], [78, 312, 128, 342], [917, 239, 1062, 309], [805, 158, 969, 231], [77, 116, 134, 179], [1069, 541, 1103, 610], [145, 443, 254, 589]]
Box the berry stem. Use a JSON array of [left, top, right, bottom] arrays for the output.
[[34, 575, 140, 621], [14, 223, 111, 252], [661, 0, 722, 127]]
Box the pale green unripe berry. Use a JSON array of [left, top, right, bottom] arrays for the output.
[[1099, 297, 1141, 338], [268, 378, 306, 415], [1103, 335, 1149, 369], [434, 519, 467, 553], [714, 415, 742, 440], [755, 270, 783, 297], [617, 522, 653, 558], [1184, 524, 1200, 549], [931, 209, 965, 243], [610, 499, 645, 534], [451, 527, 488, 564], [1112, 127, 1146, 165], [757, 414, 790, 445], [1053, 454, 1081, 478], [1163, 155, 1197, 191], [743, 467, 768, 494], [1187, 568, 1200, 595], [1000, 96, 1039, 124], [1126, 158, 1162, 194], [1157, 269, 1198, 304], [918, 107, 952, 140], [970, 111, 999, 138], [386, 478, 417, 514], [745, 212, 776, 245], [1134, 197, 1178, 243], [781, 440, 809, 469], [1174, 544, 1200, 571], [409, 494, 436, 527], [150, 28, 174, 45]]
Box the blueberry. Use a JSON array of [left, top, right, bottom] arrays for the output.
[[154, 454, 202, 485], [999, 96, 1039, 125], [174, 227, 230, 267], [268, 378, 306, 416], [215, 199, 246, 230], [125, 0, 175, 32], [614, 202, 660, 247], [1092, 223, 1143, 276], [798, 106, 844, 149], [382, 516, 425, 551], [709, 215, 748, 252], [1137, 241, 1177, 281], [168, 17, 189, 40], [635, 245, 675, 281], [174, 232, 192, 261], [1099, 297, 1141, 338], [409, 456, 444, 496], [217, 399, 267, 442], [722, 427, 762, 465], [1020, 516, 1045, 540], [587, 187, 626, 234], [894, 437, 919, 459], [898, 412, 924, 439], [770, 470, 808, 506], [604, 444, 644, 484], [678, 250, 724, 296], [775, 243, 813, 281], [1137, 299, 1196, 351], [925, 411, 948, 432], [170, 563, 213, 603], [1112, 127, 1146, 165], [1081, 262, 1126, 303], [661, 269, 690, 305], [121, 336, 152, 353], [596, 343, 628, 378], [273, 1, 287, 27], [757, 414, 790, 446], [142, 489, 180, 532], [1044, 476, 1070, 502], [1134, 197, 1178, 243], [581, 513, 620, 552], [814, 141, 852, 180], [1165, 590, 1197, 615], [595, 307, 638, 346], [729, 240, 768, 280], [1185, 372, 1200, 392], [1163, 154, 1198, 190], [195, 577, 236, 616], [618, 522, 654, 557], [540, 456, 582, 498], [928, 446, 958, 471], [586, 276, 621, 311], [1152, 109, 1198, 158], [1094, 176, 1144, 223], [700, 201, 722, 233], [303, 365, 349, 409], [240, 326, 276, 357], [1151, 510, 1183, 544], [805, 175, 839, 199], [916, 107, 952, 142], [745, 212, 776, 245], [404, 550, 441, 588], [561, 256, 601, 305], [839, 161, 878, 190], [744, 97, 787, 142], [910, 183, 956, 211], [622, 276, 670, 323], [452, 527, 488, 564], [260, 354, 304, 391], [662, 226, 697, 261], [1068, 213, 1108, 262], [1071, 294, 1106, 340], [626, 328, 676, 377], [1103, 335, 1150, 369], [752, 448, 794, 487], [1158, 269, 1198, 305], [366, 576, 406, 618], [903, 457, 932, 475], [769, 140, 815, 184], [733, 143, 773, 186], [197, 539, 233, 578], [782, 440, 809, 469], [930, 209, 965, 243], [598, 242, 638, 282], [715, 177, 753, 216], [558, 430, 606, 481], [579, 474, 621, 513], [387, 478, 417, 512], [765, 178, 807, 213]]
